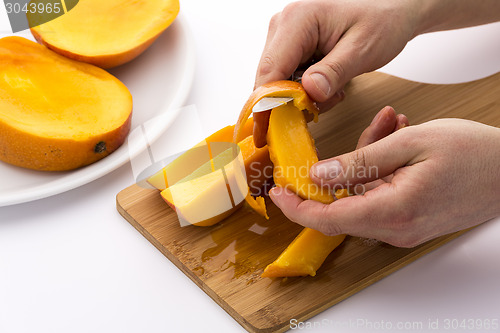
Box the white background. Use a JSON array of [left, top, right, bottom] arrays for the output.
[[1, 1, 500, 332]]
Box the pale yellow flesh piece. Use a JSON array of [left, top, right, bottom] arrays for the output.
[[161, 149, 248, 226], [147, 142, 212, 191], [148, 142, 238, 191], [149, 131, 269, 220]]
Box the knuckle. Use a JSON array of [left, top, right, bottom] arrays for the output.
[[325, 60, 347, 86], [268, 12, 280, 30], [258, 54, 275, 76], [281, 1, 304, 18], [385, 207, 423, 248], [316, 207, 343, 236], [257, 52, 291, 85], [317, 221, 343, 237], [348, 149, 368, 173]]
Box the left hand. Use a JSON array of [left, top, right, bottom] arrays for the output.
[[269, 107, 500, 247]]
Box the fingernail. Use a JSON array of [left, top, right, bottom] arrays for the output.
[[370, 111, 383, 125], [269, 186, 287, 205], [370, 106, 389, 125], [269, 185, 283, 195], [311, 160, 342, 180], [309, 73, 331, 97]]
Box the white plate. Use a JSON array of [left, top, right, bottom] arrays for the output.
[[0, 14, 195, 207]]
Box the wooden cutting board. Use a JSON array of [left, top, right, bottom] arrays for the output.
[[116, 71, 500, 333]]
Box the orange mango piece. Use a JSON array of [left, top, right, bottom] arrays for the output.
[[234, 80, 320, 216], [249, 80, 347, 277], [261, 230, 346, 277], [262, 189, 349, 278], [233, 80, 319, 143], [267, 102, 335, 204]]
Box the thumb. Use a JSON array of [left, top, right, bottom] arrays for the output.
[[310, 129, 418, 187], [301, 34, 362, 102]]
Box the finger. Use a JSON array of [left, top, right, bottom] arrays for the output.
[[253, 13, 281, 90], [310, 127, 420, 187], [315, 89, 345, 113], [361, 179, 387, 192], [254, 3, 321, 88], [263, 12, 280, 53], [353, 109, 409, 191], [269, 186, 336, 232], [254, 89, 345, 148], [301, 30, 365, 102], [361, 113, 411, 190], [270, 183, 401, 242], [253, 110, 271, 148], [356, 106, 397, 149], [395, 113, 409, 130]]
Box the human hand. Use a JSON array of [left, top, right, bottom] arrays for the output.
[[269, 110, 500, 247], [253, 0, 419, 147]]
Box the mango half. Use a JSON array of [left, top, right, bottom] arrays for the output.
[[29, 0, 180, 68], [0, 37, 132, 171]]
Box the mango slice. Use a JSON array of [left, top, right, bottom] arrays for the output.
[[267, 102, 335, 204], [262, 190, 349, 278], [262, 230, 346, 277], [237, 80, 346, 278], [161, 143, 248, 227], [234, 80, 320, 216], [233, 80, 319, 143], [147, 119, 255, 191], [29, 0, 180, 68], [149, 119, 271, 225], [0, 36, 132, 171]]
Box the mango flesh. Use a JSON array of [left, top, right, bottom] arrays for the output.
[[161, 145, 249, 227], [150, 118, 271, 226], [262, 190, 349, 278], [233, 80, 321, 217], [233, 80, 319, 143], [0, 36, 132, 171], [267, 102, 335, 204], [261, 230, 346, 277], [147, 119, 255, 191], [29, 0, 180, 68], [250, 81, 344, 278]]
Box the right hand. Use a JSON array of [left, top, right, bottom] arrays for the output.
[[253, 0, 419, 147]]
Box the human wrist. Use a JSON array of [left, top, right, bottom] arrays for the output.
[[412, 0, 500, 37], [411, 0, 450, 36]]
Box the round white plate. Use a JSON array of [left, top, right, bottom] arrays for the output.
[[0, 14, 195, 207]]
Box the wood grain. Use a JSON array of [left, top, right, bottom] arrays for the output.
[[116, 71, 500, 333]]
